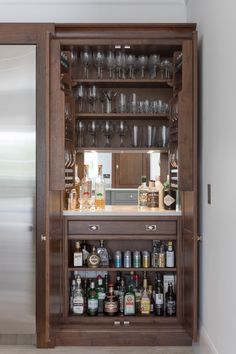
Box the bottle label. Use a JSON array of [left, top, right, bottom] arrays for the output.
[[96, 192, 104, 200], [74, 252, 83, 267], [139, 190, 148, 207], [141, 298, 151, 314], [164, 194, 175, 207], [166, 252, 174, 267], [166, 300, 176, 315], [87, 254, 100, 267], [98, 292, 106, 300], [119, 293, 124, 313], [155, 293, 164, 305], [158, 253, 165, 268], [124, 294, 135, 314], [104, 301, 118, 313], [147, 192, 159, 208], [88, 298, 98, 310], [73, 296, 84, 314]]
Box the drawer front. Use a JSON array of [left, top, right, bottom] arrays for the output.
[[68, 220, 176, 235]]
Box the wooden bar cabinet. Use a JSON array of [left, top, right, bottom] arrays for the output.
[[0, 23, 198, 348]]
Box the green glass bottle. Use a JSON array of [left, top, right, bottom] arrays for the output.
[[87, 280, 98, 316]]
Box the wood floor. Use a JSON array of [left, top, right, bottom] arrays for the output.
[[0, 346, 194, 354]]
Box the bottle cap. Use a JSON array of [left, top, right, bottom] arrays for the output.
[[149, 180, 155, 187], [141, 176, 147, 183]]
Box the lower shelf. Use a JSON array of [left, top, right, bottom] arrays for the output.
[[54, 321, 191, 346]]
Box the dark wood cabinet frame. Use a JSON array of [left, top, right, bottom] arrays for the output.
[[0, 23, 198, 348]]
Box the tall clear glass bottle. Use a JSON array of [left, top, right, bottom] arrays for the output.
[[72, 276, 84, 315], [81, 164, 92, 209], [74, 163, 81, 209], [95, 164, 106, 209], [138, 176, 148, 208], [97, 240, 109, 266]]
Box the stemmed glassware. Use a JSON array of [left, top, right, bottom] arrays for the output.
[[106, 50, 116, 79], [77, 120, 85, 147], [93, 49, 105, 79], [160, 59, 173, 80], [102, 90, 117, 113], [126, 54, 136, 79], [102, 121, 114, 147], [117, 120, 128, 147], [88, 120, 99, 147], [74, 84, 86, 113], [138, 55, 148, 79], [87, 85, 97, 113], [115, 51, 126, 79], [148, 54, 160, 79], [80, 48, 92, 79]]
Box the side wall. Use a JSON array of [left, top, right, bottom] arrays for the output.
[[187, 1, 236, 354]]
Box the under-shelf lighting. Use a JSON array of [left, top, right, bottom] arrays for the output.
[[124, 45, 131, 49], [115, 45, 121, 49]]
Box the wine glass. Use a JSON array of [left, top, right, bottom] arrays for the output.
[[148, 54, 160, 79], [80, 48, 92, 79], [87, 85, 97, 113], [93, 49, 105, 79], [116, 93, 127, 113], [88, 120, 99, 147], [160, 59, 173, 80], [117, 120, 128, 147], [106, 50, 116, 79], [102, 90, 117, 113], [77, 120, 85, 147], [74, 84, 86, 113], [126, 54, 136, 79], [138, 55, 148, 79], [102, 121, 114, 147], [115, 51, 124, 79]]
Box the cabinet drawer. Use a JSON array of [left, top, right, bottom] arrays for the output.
[[111, 191, 138, 205], [68, 220, 176, 235]]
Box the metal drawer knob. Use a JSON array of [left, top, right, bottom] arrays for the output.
[[123, 320, 130, 326], [114, 320, 121, 326], [145, 224, 157, 231], [89, 225, 99, 231]]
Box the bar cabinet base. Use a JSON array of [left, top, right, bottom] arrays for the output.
[[54, 325, 192, 346]]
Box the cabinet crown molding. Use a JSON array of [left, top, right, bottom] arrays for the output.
[[0, 0, 187, 4]]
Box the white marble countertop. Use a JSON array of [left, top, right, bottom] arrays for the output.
[[63, 205, 181, 217]]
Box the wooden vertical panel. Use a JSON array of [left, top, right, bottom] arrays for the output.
[[182, 31, 198, 341], [178, 40, 193, 191], [50, 39, 65, 191]]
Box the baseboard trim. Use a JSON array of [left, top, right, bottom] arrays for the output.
[[0, 334, 36, 345], [193, 324, 218, 354]]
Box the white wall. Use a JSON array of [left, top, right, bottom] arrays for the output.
[[187, 1, 236, 354], [0, 0, 186, 23]]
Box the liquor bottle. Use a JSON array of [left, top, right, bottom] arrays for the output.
[[148, 285, 154, 313], [104, 274, 109, 294], [166, 282, 176, 316], [147, 180, 159, 208], [166, 241, 175, 268], [74, 163, 81, 209], [96, 275, 106, 314], [163, 175, 176, 210], [124, 285, 136, 316], [70, 279, 76, 313], [138, 176, 148, 208], [154, 273, 164, 316], [133, 274, 141, 314], [104, 284, 119, 316], [151, 241, 159, 268], [158, 243, 166, 268], [87, 246, 101, 268], [114, 272, 122, 296], [140, 278, 151, 315], [118, 278, 125, 314], [95, 164, 106, 209], [155, 176, 163, 209], [81, 164, 92, 209], [97, 240, 109, 266], [73, 241, 83, 267], [72, 276, 84, 315], [87, 280, 98, 316], [81, 240, 90, 266], [83, 278, 88, 313]]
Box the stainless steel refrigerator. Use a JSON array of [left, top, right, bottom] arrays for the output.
[[0, 45, 36, 334]]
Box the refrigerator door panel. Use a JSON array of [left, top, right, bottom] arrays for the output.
[[0, 45, 36, 333]]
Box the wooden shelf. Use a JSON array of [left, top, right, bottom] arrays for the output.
[[66, 314, 177, 323], [68, 267, 176, 272], [76, 113, 169, 120], [68, 234, 176, 241], [72, 79, 173, 88], [76, 147, 168, 153]]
